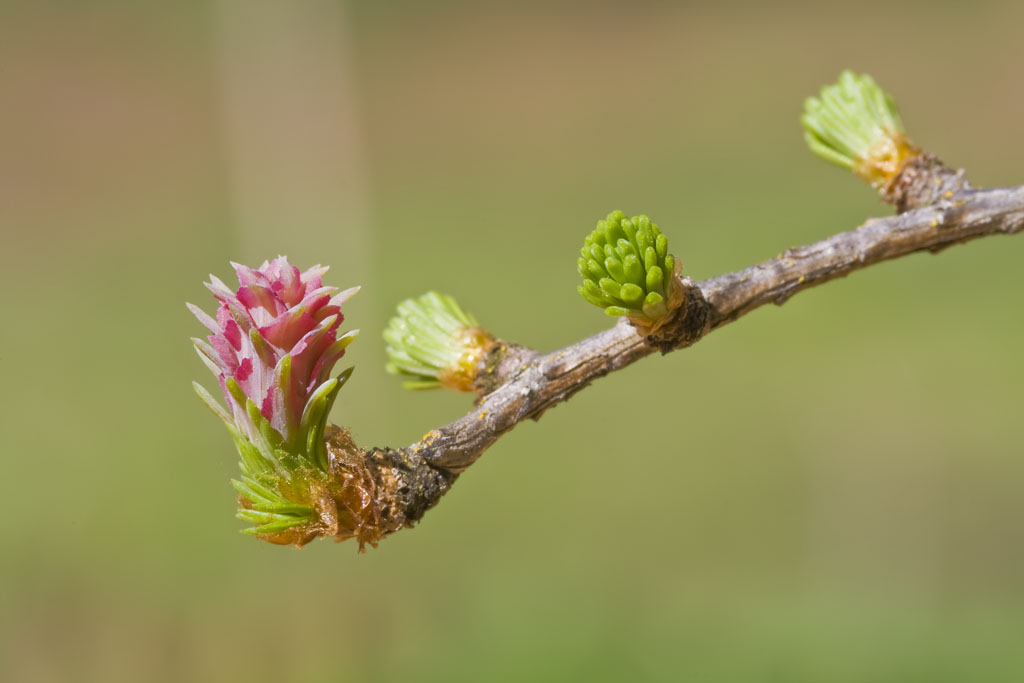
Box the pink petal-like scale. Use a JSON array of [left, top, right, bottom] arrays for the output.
[[235, 357, 253, 382], [194, 257, 357, 446]]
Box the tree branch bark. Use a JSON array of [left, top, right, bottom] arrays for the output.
[[411, 185, 1024, 471], [357, 181, 1024, 542]]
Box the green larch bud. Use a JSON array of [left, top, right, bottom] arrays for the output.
[[577, 211, 685, 333], [802, 70, 921, 188], [384, 291, 495, 392]]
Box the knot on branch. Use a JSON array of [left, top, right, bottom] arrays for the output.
[[640, 277, 710, 353], [273, 427, 456, 551], [885, 153, 971, 213], [365, 443, 456, 527]]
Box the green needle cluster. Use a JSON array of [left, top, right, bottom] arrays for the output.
[[384, 291, 491, 391], [577, 210, 681, 330], [194, 368, 354, 537], [802, 70, 917, 186]]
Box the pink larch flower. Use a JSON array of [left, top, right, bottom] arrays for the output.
[[189, 257, 359, 537]]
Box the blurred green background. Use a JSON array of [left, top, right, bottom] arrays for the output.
[[3, 1, 1023, 681]]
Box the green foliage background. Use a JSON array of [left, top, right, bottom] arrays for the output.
[[2, 1, 1023, 681]]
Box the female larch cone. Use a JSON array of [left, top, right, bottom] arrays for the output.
[[188, 256, 362, 544]]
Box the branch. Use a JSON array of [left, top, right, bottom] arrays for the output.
[[411, 184, 1024, 475], [341, 181, 1024, 545], [190, 70, 1024, 548]]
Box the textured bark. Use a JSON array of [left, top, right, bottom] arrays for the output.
[[363, 445, 455, 528], [354, 169, 1024, 543], [883, 154, 971, 213], [320, 428, 455, 550], [471, 341, 541, 397]]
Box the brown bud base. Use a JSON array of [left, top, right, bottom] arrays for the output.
[[249, 426, 455, 550], [854, 133, 922, 189], [634, 276, 710, 352], [437, 327, 498, 392], [881, 153, 971, 213]]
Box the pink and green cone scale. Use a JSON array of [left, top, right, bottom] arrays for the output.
[[189, 257, 359, 537]]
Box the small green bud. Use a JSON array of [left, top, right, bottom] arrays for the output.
[[384, 291, 495, 392], [576, 211, 684, 332], [802, 70, 921, 188]]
